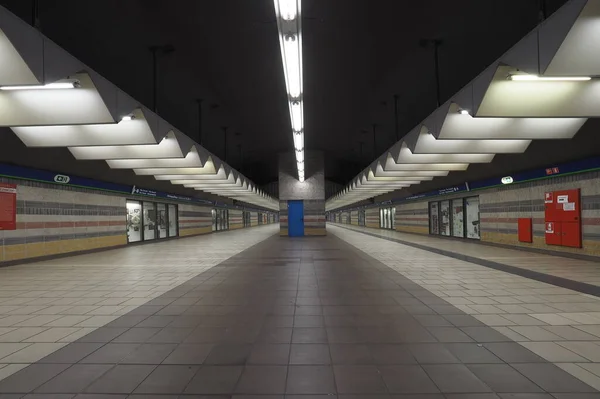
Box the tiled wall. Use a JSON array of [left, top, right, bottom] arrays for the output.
[[479, 171, 600, 256], [229, 209, 244, 230], [366, 208, 379, 228], [0, 179, 126, 263], [394, 201, 429, 234], [178, 204, 212, 237], [350, 211, 358, 225]]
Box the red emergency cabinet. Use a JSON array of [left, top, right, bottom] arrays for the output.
[[518, 218, 533, 243], [544, 189, 581, 248]]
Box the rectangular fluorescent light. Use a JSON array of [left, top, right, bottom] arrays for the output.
[[0, 82, 78, 90], [509, 74, 591, 81], [293, 131, 304, 150], [297, 161, 304, 172], [275, 0, 298, 20], [296, 149, 304, 163], [291, 101, 303, 131], [283, 34, 301, 98]]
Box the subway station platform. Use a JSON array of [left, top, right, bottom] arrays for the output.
[[0, 225, 597, 397]]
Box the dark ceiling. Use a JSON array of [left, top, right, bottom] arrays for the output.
[[0, 0, 568, 186]]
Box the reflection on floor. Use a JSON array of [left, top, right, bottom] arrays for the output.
[[0, 227, 595, 397], [0, 224, 278, 381]]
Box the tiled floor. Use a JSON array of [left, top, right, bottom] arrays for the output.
[[330, 223, 600, 394], [0, 225, 278, 382], [0, 225, 596, 397]]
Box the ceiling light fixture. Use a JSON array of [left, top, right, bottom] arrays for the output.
[[121, 115, 135, 122], [0, 81, 79, 90], [293, 131, 304, 151], [274, 0, 304, 182], [459, 109, 469, 115], [509, 74, 591, 81]]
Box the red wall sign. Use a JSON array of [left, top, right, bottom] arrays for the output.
[[0, 183, 17, 230]]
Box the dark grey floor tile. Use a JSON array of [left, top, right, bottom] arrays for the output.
[[36, 365, 113, 394], [75, 395, 128, 399], [105, 315, 149, 328], [430, 305, 466, 315], [185, 327, 227, 344], [329, 344, 373, 365], [121, 343, 177, 364], [444, 344, 503, 364], [112, 328, 161, 343], [369, 344, 417, 364], [511, 363, 597, 393], [0, 364, 71, 393], [402, 305, 437, 315], [290, 344, 331, 365], [549, 394, 600, 399], [80, 343, 141, 364], [257, 327, 293, 343], [444, 315, 486, 327], [38, 343, 104, 363], [147, 328, 194, 344], [407, 344, 459, 364], [333, 365, 387, 394], [235, 366, 288, 394], [325, 315, 357, 327], [461, 327, 512, 343], [77, 328, 129, 343], [444, 395, 500, 399], [483, 343, 546, 363], [22, 394, 74, 399], [204, 344, 252, 365], [292, 328, 328, 343], [0, 394, 24, 399], [248, 344, 290, 364], [184, 366, 243, 394], [387, 394, 444, 399], [133, 365, 198, 394], [85, 365, 155, 394], [286, 366, 336, 394], [413, 315, 453, 327], [426, 327, 474, 343], [265, 316, 294, 328], [161, 343, 213, 365], [127, 306, 164, 316], [497, 394, 552, 399], [379, 365, 439, 394], [326, 327, 362, 344], [294, 316, 325, 327], [295, 306, 324, 316], [167, 316, 203, 328], [467, 364, 544, 393], [135, 316, 177, 328], [422, 364, 492, 393]]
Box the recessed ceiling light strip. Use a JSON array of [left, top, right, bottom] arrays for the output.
[[274, 0, 305, 182]]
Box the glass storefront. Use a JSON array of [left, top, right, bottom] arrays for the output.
[[358, 209, 366, 226], [429, 196, 479, 240], [380, 207, 395, 230], [127, 200, 178, 243]]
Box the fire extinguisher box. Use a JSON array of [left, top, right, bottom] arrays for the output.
[[544, 189, 582, 248]]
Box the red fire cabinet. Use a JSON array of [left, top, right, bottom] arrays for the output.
[[518, 218, 533, 243], [544, 189, 581, 248]]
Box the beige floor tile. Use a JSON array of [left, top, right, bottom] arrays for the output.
[[85, 306, 125, 315], [558, 341, 600, 362], [521, 304, 561, 313], [501, 314, 548, 326], [561, 313, 600, 325], [508, 326, 564, 341], [529, 313, 576, 326], [60, 305, 101, 315], [57, 327, 97, 343], [23, 327, 82, 343], [473, 314, 515, 326], [578, 362, 600, 377], [75, 316, 119, 327], [556, 363, 600, 391], [0, 316, 37, 327], [0, 343, 31, 359], [13, 315, 63, 327], [0, 364, 29, 380], [44, 315, 92, 327], [35, 305, 75, 315], [575, 325, 600, 338], [492, 326, 530, 342], [0, 328, 48, 342], [520, 342, 588, 362], [0, 343, 66, 363], [495, 304, 532, 314], [544, 326, 600, 341]]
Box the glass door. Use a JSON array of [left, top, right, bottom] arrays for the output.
[[429, 202, 439, 235], [157, 203, 168, 239], [168, 204, 178, 237], [143, 202, 157, 241], [126, 200, 142, 243], [466, 197, 481, 239], [440, 201, 450, 236], [452, 199, 464, 238]]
